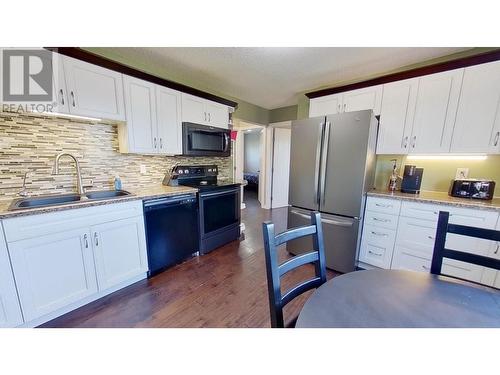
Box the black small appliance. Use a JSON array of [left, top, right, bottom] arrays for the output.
[[449, 179, 496, 200], [164, 165, 241, 254], [182, 122, 231, 157], [401, 165, 424, 194]]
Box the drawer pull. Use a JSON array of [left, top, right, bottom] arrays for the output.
[[428, 235, 435, 240], [375, 203, 392, 208], [368, 250, 383, 257], [372, 217, 390, 223], [371, 231, 388, 237], [422, 265, 430, 271], [494, 243, 499, 255]]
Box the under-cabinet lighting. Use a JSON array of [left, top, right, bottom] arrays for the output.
[[406, 154, 488, 161], [41, 112, 102, 122]]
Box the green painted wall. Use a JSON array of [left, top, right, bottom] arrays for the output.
[[82, 47, 270, 125], [269, 105, 297, 123]]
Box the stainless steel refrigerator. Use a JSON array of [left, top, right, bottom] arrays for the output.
[[287, 110, 378, 273]]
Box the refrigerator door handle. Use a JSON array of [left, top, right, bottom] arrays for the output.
[[321, 217, 354, 227], [290, 209, 311, 220], [313, 122, 324, 205], [319, 121, 331, 206]]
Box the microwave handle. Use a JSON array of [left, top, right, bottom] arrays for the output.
[[223, 132, 229, 152]]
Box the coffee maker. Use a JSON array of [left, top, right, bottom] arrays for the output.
[[401, 165, 424, 194]]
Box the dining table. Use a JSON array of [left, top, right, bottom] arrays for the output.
[[295, 269, 500, 328]]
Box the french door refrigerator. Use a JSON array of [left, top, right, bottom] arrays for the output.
[[287, 110, 378, 273]]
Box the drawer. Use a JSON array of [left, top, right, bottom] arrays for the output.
[[359, 224, 396, 269], [365, 197, 401, 216], [400, 201, 441, 221], [391, 247, 431, 273], [364, 210, 399, 231], [395, 216, 436, 259]]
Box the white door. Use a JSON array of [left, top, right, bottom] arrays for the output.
[[205, 101, 229, 129], [0, 226, 23, 327], [271, 128, 291, 208], [450, 60, 500, 153], [123, 75, 158, 154], [91, 217, 148, 291], [181, 93, 206, 124], [376, 78, 419, 154], [62, 56, 125, 120], [410, 69, 464, 153], [343, 85, 383, 115], [309, 93, 343, 117], [156, 85, 182, 154], [8, 229, 98, 322]]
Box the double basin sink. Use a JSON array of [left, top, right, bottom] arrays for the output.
[[9, 190, 132, 211]]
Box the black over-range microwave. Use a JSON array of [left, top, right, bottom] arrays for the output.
[[182, 122, 231, 157]]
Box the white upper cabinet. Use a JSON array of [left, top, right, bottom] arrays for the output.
[[409, 69, 464, 153], [376, 78, 419, 154], [450, 60, 500, 153], [342, 85, 383, 115], [181, 93, 229, 129], [0, 224, 23, 328], [309, 93, 343, 117], [121, 75, 158, 154], [62, 55, 125, 121], [309, 86, 383, 118], [156, 86, 182, 154]]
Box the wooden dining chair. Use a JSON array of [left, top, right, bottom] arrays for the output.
[[262, 211, 327, 328], [431, 211, 500, 283]]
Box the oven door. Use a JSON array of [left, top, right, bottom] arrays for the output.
[[182, 122, 231, 156]]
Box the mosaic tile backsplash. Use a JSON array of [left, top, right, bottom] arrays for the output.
[[0, 113, 232, 202]]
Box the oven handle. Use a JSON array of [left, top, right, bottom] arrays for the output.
[[200, 188, 239, 199], [223, 132, 230, 152]]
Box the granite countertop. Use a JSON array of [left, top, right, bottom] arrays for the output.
[[0, 185, 198, 220], [367, 189, 500, 212]]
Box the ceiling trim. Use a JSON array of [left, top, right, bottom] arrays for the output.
[[45, 47, 239, 108], [306, 49, 500, 99]]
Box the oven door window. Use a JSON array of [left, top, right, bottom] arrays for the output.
[[201, 191, 239, 233], [190, 131, 224, 151]]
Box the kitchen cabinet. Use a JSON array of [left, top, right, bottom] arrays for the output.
[[410, 69, 464, 153], [91, 216, 148, 291], [156, 85, 182, 154], [8, 228, 98, 322], [0, 223, 24, 327], [376, 78, 419, 154], [120, 75, 158, 154], [62, 55, 126, 121], [181, 93, 229, 129], [450, 60, 500, 153], [308, 86, 383, 117], [480, 219, 500, 288]]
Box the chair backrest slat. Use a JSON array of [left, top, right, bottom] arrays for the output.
[[262, 211, 327, 328], [431, 211, 500, 280]]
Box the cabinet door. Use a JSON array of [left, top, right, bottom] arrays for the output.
[[0, 225, 23, 327], [8, 229, 98, 322], [91, 216, 148, 291], [309, 94, 343, 117], [359, 223, 396, 269], [123, 75, 158, 154], [205, 101, 229, 129], [450, 60, 500, 153], [410, 69, 464, 153], [156, 85, 182, 154], [181, 93, 206, 124], [63, 56, 125, 120], [376, 78, 419, 154], [343, 85, 383, 115]]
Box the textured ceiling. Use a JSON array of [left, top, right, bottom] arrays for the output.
[[100, 47, 469, 109]]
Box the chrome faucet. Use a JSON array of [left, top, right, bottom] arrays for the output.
[[17, 171, 30, 197], [53, 153, 87, 198]]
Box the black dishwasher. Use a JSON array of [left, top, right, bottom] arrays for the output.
[[143, 194, 199, 276]]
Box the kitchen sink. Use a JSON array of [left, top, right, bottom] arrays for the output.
[[8, 190, 132, 211]]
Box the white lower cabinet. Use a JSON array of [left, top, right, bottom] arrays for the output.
[[2, 200, 148, 326], [0, 223, 24, 327], [359, 224, 397, 269]]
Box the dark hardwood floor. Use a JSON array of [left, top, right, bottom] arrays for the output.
[[41, 191, 337, 328]]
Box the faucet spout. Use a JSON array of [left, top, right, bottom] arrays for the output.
[[53, 153, 86, 197]]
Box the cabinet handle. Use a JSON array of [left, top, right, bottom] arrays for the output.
[[494, 132, 500, 147], [371, 231, 388, 237], [428, 235, 435, 240], [94, 232, 99, 246], [204, 112, 207, 122], [208, 112, 211, 122], [337, 104, 341, 112], [411, 135, 417, 148], [159, 138, 163, 149], [59, 89, 65, 105], [373, 217, 390, 223], [401, 135, 409, 149], [70, 91, 75, 107], [422, 265, 430, 271], [154, 137, 157, 149], [83, 234, 89, 248], [343, 103, 347, 112], [375, 203, 392, 208], [494, 243, 499, 255], [368, 250, 383, 257]]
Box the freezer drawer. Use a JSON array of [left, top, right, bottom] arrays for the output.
[[287, 207, 359, 273]]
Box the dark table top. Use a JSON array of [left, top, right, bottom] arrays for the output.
[[296, 269, 500, 328]]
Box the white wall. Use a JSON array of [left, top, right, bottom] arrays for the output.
[[244, 132, 261, 173]]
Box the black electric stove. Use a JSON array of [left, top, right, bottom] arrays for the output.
[[163, 165, 241, 254]]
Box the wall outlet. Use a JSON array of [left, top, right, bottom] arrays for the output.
[[140, 165, 147, 174], [455, 168, 469, 179]]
